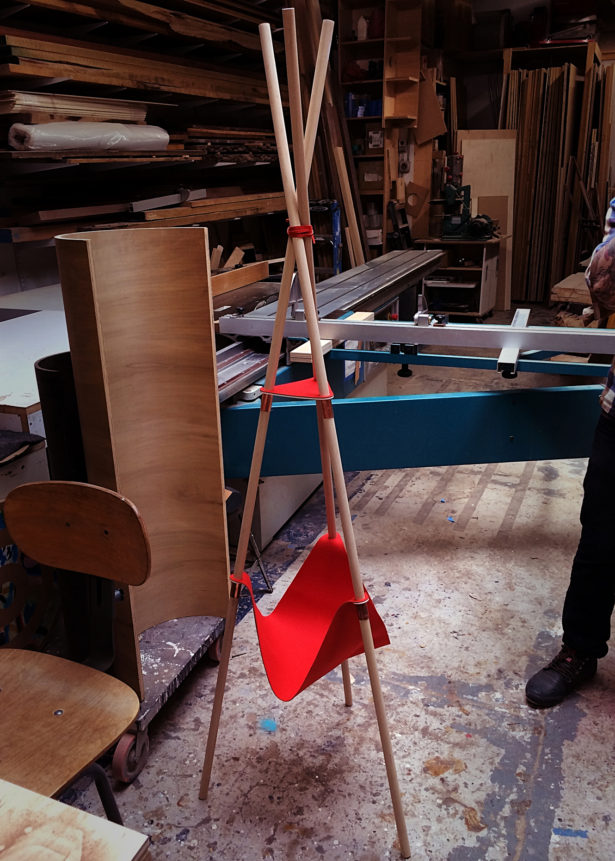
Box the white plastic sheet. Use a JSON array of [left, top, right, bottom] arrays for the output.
[[8, 121, 169, 151]]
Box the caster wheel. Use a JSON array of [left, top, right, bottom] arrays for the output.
[[207, 635, 223, 664], [112, 730, 149, 783]]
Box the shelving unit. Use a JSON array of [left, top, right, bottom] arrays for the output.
[[338, 0, 421, 256], [0, 2, 291, 295], [416, 236, 501, 319], [383, 3, 421, 123]]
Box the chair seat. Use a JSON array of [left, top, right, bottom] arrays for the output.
[[233, 533, 389, 701], [0, 649, 140, 797]]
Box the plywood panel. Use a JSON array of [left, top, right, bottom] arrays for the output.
[[56, 228, 229, 696], [457, 130, 516, 310], [0, 778, 150, 860]]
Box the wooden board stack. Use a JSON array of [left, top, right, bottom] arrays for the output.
[[4, 191, 287, 242], [0, 90, 149, 123], [0, 27, 277, 105], [500, 45, 613, 302]]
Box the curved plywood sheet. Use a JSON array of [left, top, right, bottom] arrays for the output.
[[56, 228, 229, 695]]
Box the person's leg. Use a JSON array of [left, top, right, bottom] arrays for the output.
[[562, 412, 615, 657], [526, 412, 615, 707]]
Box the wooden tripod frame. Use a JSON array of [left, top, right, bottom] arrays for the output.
[[199, 12, 410, 858]]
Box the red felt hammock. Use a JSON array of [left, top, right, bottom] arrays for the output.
[[232, 532, 389, 701]]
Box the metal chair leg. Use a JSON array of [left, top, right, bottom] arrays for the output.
[[81, 762, 123, 824]]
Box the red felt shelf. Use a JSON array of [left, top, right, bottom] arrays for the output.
[[261, 377, 333, 400]]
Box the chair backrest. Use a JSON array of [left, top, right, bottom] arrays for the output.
[[4, 481, 150, 587]]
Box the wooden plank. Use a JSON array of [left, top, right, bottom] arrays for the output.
[[333, 145, 365, 265], [210, 244, 223, 269], [211, 259, 269, 295], [0, 26, 278, 104], [168, 0, 277, 26], [186, 126, 275, 140], [550, 271, 591, 305], [143, 192, 285, 220], [4, 194, 288, 241], [223, 246, 245, 269], [0, 57, 270, 103], [130, 187, 209, 212], [20, 0, 275, 54], [457, 130, 515, 310], [289, 338, 332, 362], [20, 202, 130, 224], [0, 89, 149, 121], [415, 75, 447, 146], [55, 228, 230, 696], [596, 63, 614, 220]]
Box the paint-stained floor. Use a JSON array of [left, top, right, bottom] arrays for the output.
[[73, 324, 615, 859]]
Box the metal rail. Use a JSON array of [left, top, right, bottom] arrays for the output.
[[219, 313, 615, 355]]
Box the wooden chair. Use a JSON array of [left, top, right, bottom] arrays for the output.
[[1, 480, 151, 823]]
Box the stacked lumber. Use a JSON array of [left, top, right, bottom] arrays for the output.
[[137, 191, 287, 224], [0, 0, 301, 268], [3, 190, 287, 242], [507, 65, 574, 302], [500, 45, 611, 302], [0, 27, 277, 105], [0, 91, 150, 123], [19, 0, 279, 54], [550, 271, 591, 307], [169, 126, 279, 164]]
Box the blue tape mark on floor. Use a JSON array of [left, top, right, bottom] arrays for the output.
[[553, 827, 589, 838]]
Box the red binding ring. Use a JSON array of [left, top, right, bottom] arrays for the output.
[[287, 224, 315, 243]]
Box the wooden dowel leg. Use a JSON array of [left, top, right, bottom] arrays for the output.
[[199, 590, 240, 799], [359, 617, 411, 859], [259, 16, 406, 856], [321, 413, 410, 857], [283, 8, 315, 294], [341, 659, 353, 707], [316, 401, 336, 538]]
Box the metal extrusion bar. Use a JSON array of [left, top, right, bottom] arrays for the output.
[[219, 314, 615, 355], [497, 308, 531, 377]]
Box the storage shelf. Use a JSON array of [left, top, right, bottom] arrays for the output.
[[341, 38, 385, 47], [341, 78, 384, 86], [339, 0, 421, 255], [384, 75, 420, 83], [385, 36, 420, 46], [418, 237, 500, 317]]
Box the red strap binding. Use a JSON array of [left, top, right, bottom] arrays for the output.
[[287, 224, 315, 243]]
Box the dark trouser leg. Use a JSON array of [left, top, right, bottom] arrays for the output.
[[562, 413, 615, 658]]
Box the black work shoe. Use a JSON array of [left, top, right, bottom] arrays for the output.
[[525, 645, 597, 708]]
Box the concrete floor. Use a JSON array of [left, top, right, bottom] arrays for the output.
[[75, 313, 615, 859]]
